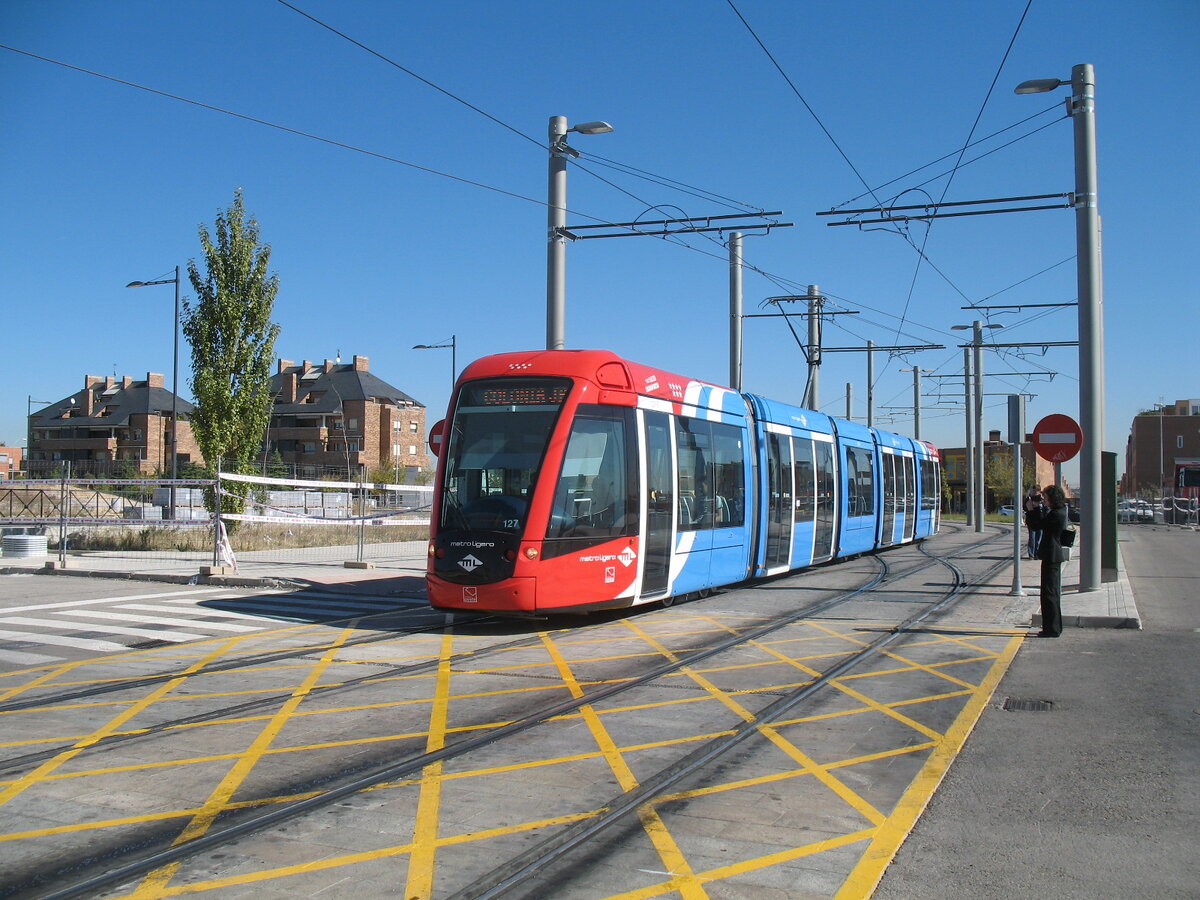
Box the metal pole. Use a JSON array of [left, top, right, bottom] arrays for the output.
[[1009, 394, 1026, 596], [912, 367, 922, 440], [170, 265, 180, 521], [546, 115, 568, 350], [963, 348, 974, 525], [729, 232, 743, 391], [1073, 63, 1103, 590], [866, 340, 874, 427], [973, 320, 985, 532], [845, 382, 852, 421], [806, 284, 821, 409], [451, 335, 457, 387]]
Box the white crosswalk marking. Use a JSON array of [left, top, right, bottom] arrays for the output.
[[55, 609, 260, 632], [0, 588, 225, 616], [1, 616, 206, 643], [0, 628, 127, 652], [116, 603, 282, 623]]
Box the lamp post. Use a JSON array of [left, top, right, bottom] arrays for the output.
[[953, 321, 1003, 531], [127, 266, 181, 520], [413, 336, 457, 392], [1153, 401, 1166, 513], [546, 116, 613, 350], [1016, 63, 1105, 591]]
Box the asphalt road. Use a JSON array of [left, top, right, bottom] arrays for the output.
[[874, 525, 1200, 899]]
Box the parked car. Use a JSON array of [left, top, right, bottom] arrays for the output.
[[998, 505, 1015, 517]]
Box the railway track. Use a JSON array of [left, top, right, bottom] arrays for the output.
[[3, 525, 1013, 900]]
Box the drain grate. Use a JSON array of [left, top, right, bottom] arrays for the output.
[[128, 639, 172, 650], [1002, 697, 1054, 712]]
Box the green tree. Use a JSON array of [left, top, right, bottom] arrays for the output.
[[182, 189, 281, 485], [984, 451, 1038, 507]]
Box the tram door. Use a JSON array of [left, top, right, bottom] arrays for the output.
[[881, 452, 897, 547], [902, 455, 917, 541], [813, 438, 837, 562], [765, 432, 794, 570], [641, 411, 673, 596]]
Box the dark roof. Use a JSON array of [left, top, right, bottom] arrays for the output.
[[270, 364, 423, 414], [30, 380, 194, 429]]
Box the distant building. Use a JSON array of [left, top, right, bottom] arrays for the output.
[[0, 445, 22, 480], [1122, 398, 1200, 497], [265, 355, 427, 478], [26, 374, 203, 477], [939, 429, 1056, 513]]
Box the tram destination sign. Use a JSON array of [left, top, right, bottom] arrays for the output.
[[1031, 413, 1083, 463]]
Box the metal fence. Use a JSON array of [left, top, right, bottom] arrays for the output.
[[1, 472, 432, 576]]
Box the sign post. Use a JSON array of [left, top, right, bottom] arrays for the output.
[[1009, 396, 1028, 596]]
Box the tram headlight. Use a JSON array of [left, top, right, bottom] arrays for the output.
[[524, 547, 539, 560]]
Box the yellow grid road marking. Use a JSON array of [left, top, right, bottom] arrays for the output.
[[129, 627, 355, 897]]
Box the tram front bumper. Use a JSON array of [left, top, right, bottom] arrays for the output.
[[426, 575, 537, 613]]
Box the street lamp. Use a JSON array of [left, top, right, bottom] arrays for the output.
[[1016, 63, 1105, 591], [953, 320, 1003, 531], [127, 266, 181, 519], [547, 116, 613, 351], [413, 335, 457, 392]]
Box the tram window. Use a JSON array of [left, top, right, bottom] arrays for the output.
[[677, 417, 713, 530], [545, 406, 637, 541], [793, 438, 815, 521], [441, 380, 567, 533], [845, 446, 875, 517], [920, 458, 939, 510], [711, 423, 745, 527]]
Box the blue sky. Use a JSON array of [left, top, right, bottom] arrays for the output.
[[2, 1, 1196, 481]]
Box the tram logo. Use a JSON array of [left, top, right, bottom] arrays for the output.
[[618, 546, 637, 567], [645, 375, 660, 392], [462, 587, 478, 603], [605, 566, 616, 583], [458, 554, 483, 573]]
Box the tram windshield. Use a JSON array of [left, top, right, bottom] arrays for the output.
[[439, 377, 571, 533]]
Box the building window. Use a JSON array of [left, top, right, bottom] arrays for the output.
[[409, 421, 419, 434], [348, 418, 358, 430], [1179, 436, 1185, 449], [348, 441, 359, 452], [409, 445, 417, 456]]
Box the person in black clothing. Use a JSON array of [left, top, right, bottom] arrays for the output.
[[1027, 484, 1068, 637], [1023, 489, 1046, 559]]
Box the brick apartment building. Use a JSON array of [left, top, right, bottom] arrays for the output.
[[1122, 398, 1200, 497], [26, 373, 204, 477], [266, 355, 427, 478], [939, 429, 1056, 513], [0, 445, 22, 480]]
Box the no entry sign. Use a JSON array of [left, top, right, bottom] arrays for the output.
[[1031, 413, 1083, 463], [427, 419, 446, 456]]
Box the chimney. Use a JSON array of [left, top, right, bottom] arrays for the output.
[[989, 429, 1001, 443], [281, 372, 297, 403], [103, 376, 115, 389], [122, 375, 133, 389], [82, 376, 100, 415], [353, 354, 370, 372], [148, 372, 165, 388], [324, 359, 335, 373], [302, 359, 312, 372], [278, 359, 294, 374]]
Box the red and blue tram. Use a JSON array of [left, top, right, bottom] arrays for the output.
[[426, 350, 941, 615]]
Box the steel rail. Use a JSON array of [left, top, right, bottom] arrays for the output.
[[24, 556, 899, 900], [448, 531, 1010, 900]]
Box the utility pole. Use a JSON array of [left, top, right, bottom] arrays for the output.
[[866, 340, 875, 427], [963, 348, 974, 525], [805, 285, 822, 409], [901, 366, 931, 440], [729, 232, 743, 390]]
